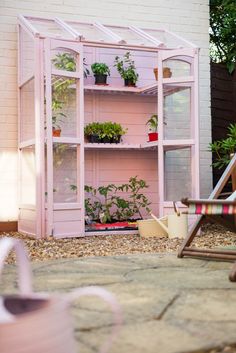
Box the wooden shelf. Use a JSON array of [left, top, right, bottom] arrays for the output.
[[84, 80, 191, 96], [85, 140, 193, 150], [85, 142, 140, 149]]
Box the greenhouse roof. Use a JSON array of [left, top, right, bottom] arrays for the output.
[[18, 15, 197, 50]]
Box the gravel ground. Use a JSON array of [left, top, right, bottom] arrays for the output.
[[0, 223, 236, 353], [1, 223, 235, 264]]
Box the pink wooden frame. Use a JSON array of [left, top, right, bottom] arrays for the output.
[[18, 15, 200, 238]]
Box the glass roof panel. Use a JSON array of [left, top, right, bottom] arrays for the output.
[[104, 25, 156, 46], [67, 22, 115, 43], [143, 29, 192, 48], [27, 18, 73, 39], [21, 16, 196, 49]]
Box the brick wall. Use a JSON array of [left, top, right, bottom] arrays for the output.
[[0, 0, 211, 221]]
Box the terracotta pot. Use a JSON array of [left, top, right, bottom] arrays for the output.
[[148, 132, 158, 142], [153, 67, 172, 81], [53, 128, 61, 137]]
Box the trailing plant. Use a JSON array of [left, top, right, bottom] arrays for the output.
[[51, 53, 90, 131], [209, 123, 236, 169], [91, 62, 110, 76], [146, 114, 158, 132], [114, 52, 139, 85]]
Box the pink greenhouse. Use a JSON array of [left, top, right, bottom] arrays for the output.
[[18, 15, 200, 238]]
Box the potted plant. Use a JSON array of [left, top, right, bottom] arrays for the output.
[[114, 52, 139, 87], [84, 122, 102, 143], [91, 62, 110, 85], [51, 99, 67, 137], [153, 67, 172, 81], [146, 114, 158, 142], [100, 121, 127, 143]]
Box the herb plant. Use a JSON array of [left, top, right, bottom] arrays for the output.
[[146, 114, 158, 132], [91, 63, 110, 76], [114, 52, 139, 85]]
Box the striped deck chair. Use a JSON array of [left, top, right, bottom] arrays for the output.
[[178, 154, 236, 275]]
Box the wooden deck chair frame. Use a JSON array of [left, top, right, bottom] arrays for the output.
[[178, 153, 236, 263]]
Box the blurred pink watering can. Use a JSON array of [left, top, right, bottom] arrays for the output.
[[0, 237, 122, 353]]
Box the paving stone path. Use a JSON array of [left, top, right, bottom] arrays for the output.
[[1, 253, 236, 353]]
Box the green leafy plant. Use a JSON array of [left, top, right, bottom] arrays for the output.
[[99, 121, 127, 141], [84, 122, 103, 137], [84, 184, 117, 223], [84, 121, 127, 142], [91, 62, 110, 76], [146, 114, 158, 132], [117, 176, 151, 219], [52, 52, 90, 77], [114, 52, 139, 85], [209, 123, 236, 169], [50, 53, 90, 132], [210, 0, 236, 74], [83, 176, 151, 223]]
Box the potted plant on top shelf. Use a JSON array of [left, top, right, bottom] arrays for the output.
[[91, 62, 110, 85], [114, 51, 139, 87], [146, 114, 158, 142]]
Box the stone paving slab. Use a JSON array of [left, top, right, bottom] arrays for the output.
[[1, 253, 236, 353]]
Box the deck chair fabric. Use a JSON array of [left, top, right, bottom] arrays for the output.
[[178, 154, 236, 281], [182, 191, 236, 215]]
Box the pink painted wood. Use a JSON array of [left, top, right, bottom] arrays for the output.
[[18, 16, 200, 238]]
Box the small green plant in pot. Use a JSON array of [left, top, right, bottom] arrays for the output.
[[84, 122, 103, 143], [91, 62, 110, 85], [100, 121, 127, 143], [146, 114, 158, 142], [114, 52, 139, 87]]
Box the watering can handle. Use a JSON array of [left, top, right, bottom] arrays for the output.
[[0, 237, 32, 295], [67, 286, 122, 353], [150, 213, 168, 233], [173, 201, 181, 216]]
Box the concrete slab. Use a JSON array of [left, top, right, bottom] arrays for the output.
[[1, 253, 236, 353]]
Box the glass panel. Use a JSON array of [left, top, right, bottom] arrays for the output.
[[53, 144, 78, 203], [163, 58, 192, 78], [20, 27, 34, 81], [164, 148, 191, 201], [20, 78, 35, 142], [163, 86, 191, 140], [51, 49, 79, 72], [68, 22, 113, 42], [20, 147, 36, 204], [105, 25, 155, 46], [28, 18, 73, 39], [143, 29, 191, 48], [51, 75, 78, 137]]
